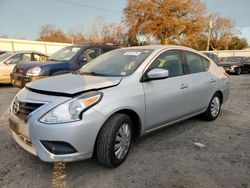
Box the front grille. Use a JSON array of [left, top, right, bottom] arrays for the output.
[[12, 98, 44, 122]]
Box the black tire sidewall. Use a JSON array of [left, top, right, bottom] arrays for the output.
[[109, 115, 133, 166]]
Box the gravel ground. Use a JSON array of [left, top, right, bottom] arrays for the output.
[[0, 75, 249, 188]]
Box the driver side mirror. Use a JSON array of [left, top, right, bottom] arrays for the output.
[[79, 55, 87, 63], [141, 68, 169, 82], [4, 60, 11, 65]]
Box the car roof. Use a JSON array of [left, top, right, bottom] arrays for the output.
[[10, 50, 47, 55], [121, 45, 198, 51], [71, 44, 118, 48]]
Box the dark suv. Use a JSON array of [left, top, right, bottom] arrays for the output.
[[11, 44, 118, 88]]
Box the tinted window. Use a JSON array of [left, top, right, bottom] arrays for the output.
[[148, 50, 184, 77], [201, 57, 210, 71], [83, 48, 101, 62], [184, 51, 205, 74]]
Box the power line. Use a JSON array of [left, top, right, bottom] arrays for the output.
[[56, 0, 122, 14]]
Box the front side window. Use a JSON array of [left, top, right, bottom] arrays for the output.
[[184, 51, 205, 74], [49, 46, 81, 61], [148, 50, 184, 77], [83, 48, 101, 62], [22, 53, 32, 61], [80, 49, 153, 76]]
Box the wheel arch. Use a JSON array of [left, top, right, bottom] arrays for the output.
[[92, 109, 142, 158], [215, 90, 223, 104]]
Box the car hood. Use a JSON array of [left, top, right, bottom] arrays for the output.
[[26, 73, 122, 97], [219, 61, 241, 67]]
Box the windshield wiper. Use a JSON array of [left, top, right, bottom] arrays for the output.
[[81, 71, 109, 76]]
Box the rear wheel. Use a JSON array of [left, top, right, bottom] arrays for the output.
[[201, 93, 221, 121], [96, 113, 132, 168]]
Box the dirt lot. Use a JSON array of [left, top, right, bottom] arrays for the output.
[[0, 75, 249, 188]]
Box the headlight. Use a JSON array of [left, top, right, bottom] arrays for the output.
[[39, 92, 102, 124], [26, 67, 41, 76]]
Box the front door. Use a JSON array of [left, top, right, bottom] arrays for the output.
[[142, 50, 191, 131]]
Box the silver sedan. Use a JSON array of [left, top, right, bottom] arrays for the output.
[[9, 45, 229, 167]]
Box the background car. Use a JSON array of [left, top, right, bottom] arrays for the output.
[[0, 51, 48, 84], [0, 51, 7, 55], [9, 45, 229, 167], [203, 52, 221, 65], [219, 56, 250, 75], [11, 44, 118, 88]]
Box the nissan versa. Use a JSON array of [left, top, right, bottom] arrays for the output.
[[9, 45, 229, 168]]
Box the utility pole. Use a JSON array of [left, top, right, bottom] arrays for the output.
[[206, 19, 212, 51]]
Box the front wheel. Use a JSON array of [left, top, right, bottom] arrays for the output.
[[96, 113, 132, 168], [201, 94, 221, 121]]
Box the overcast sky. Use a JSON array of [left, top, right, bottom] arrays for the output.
[[0, 0, 249, 43]]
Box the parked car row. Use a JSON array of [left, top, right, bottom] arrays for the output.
[[219, 56, 250, 75], [7, 45, 230, 168], [0, 51, 48, 84], [0, 48, 249, 88], [10, 44, 117, 88], [203, 52, 250, 75]]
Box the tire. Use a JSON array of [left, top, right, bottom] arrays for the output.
[[96, 113, 133, 168], [235, 68, 241, 75], [201, 93, 221, 121]]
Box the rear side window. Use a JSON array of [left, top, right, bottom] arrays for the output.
[[184, 51, 205, 74], [201, 57, 210, 71], [148, 50, 184, 77]]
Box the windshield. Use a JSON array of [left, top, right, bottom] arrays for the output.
[[223, 57, 243, 62], [80, 49, 153, 77], [49, 46, 81, 61], [0, 52, 13, 62]]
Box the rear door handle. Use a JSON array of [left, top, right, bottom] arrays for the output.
[[180, 84, 188, 89], [211, 79, 216, 83]]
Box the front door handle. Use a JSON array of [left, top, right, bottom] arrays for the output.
[[180, 84, 188, 89]]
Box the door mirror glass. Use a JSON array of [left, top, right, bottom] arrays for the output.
[[4, 59, 11, 65], [147, 68, 169, 80], [79, 55, 87, 63]]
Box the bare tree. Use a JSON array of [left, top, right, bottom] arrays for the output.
[[208, 13, 236, 50], [37, 24, 70, 43], [100, 23, 128, 46], [68, 26, 87, 44], [123, 0, 206, 45]]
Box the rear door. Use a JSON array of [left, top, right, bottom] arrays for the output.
[[182, 51, 216, 114], [142, 50, 191, 131]]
